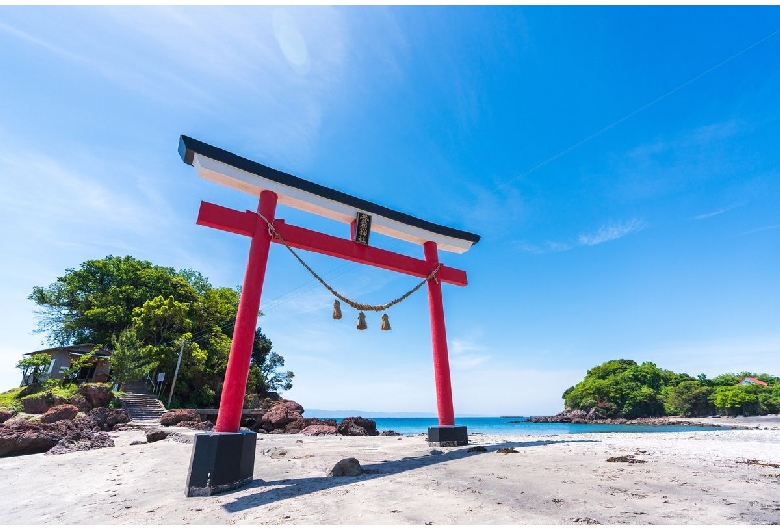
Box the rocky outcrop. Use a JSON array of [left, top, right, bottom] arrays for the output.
[[177, 420, 214, 431], [526, 409, 727, 427], [380, 430, 401, 436], [20, 392, 66, 414], [0, 415, 116, 457], [336, 417, 378, 436], [68, 394, 92, 412], [41, 404, 79, 424], [261, 400, 304, 428], [0, 405, 132, 458], [527, 409, 605, 423], [0, 410, 15, 424], [90, 407, 131, 431], [78, 384, 113, 408], [300, 424, 337, 436], [160, 409, 201, 427]]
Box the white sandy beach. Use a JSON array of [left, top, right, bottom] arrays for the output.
[[1, 418, 779, 525]]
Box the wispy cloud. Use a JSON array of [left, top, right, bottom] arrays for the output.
[[613, 120, 748, 201], [517, 218, 648, 254], [692, 203, 744, 220], [515, 241, 572, 254], [738, 224, 780, 236], [0, 7, 351, 167], [449, 337, 491, 370], [578, 218, 648, 246]]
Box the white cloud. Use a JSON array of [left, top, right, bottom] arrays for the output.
[[516, 218, 647, 254], [578, 218, 648, 246]]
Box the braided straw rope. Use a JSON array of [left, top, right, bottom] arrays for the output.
[[258, 214, 441, 312]]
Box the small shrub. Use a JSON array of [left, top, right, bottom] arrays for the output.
[[49, 383, 80, 401], [0, 387, 26, 411]]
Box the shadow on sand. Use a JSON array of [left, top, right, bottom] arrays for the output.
[[221, 438, 600, 513]]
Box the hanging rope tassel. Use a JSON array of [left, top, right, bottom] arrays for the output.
[[357, 311, 367, 330], [332, 300, 342, 320], [381, 313, 391, 331]]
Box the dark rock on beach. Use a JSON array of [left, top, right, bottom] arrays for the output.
[[336, 417, 379, 436], [300, 424, 337, 436], [380, 429, 402, 436], [145, 429, 169, 443], [160, 409, 202, 427], [328, 457, 363, 477]]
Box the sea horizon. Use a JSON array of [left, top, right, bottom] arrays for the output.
[[302, 413, 728, 436]]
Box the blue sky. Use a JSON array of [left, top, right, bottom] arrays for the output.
[[1, 6, 778, 415]]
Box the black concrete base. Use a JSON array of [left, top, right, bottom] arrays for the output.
[[185, 431, 257, 497], [427, 425, 468, 447]]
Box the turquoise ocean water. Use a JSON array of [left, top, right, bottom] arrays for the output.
[[349, 417, 726, 436]]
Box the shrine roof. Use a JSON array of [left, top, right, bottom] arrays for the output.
[[179, 135, 480, 253]]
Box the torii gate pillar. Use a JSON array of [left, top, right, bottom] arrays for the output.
[[179, 135, 479, 496], [424, 241, 467, 445]]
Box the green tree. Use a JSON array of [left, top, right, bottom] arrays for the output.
[[710, 385, 760, 415], [16, 353, 52, 386], [29, 255, 198, 346], [564, 360, 674, 418], [109, 328, 149, 386], [28, 255, 294, 408], [246, 328, 294, 397], [662, 380, 713, 417]]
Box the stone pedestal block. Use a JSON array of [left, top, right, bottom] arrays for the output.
[[427, 425, 468, 447], [185, 431, 256, 497]]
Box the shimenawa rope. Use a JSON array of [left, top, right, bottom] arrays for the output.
[[258, 213, 441, 312]]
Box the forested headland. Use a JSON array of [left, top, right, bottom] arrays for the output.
[[561, 359, 779, 419]]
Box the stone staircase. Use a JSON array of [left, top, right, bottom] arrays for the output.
[[119, 381, 167, 424]]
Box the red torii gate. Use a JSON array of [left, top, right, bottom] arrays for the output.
[[179, 136, 479, 496]]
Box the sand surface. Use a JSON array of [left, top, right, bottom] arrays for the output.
[[2, 419, 779, 525]]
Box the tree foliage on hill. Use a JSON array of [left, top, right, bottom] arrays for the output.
[[28, 255, 294, 407], [563, 359, 779, 418]]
